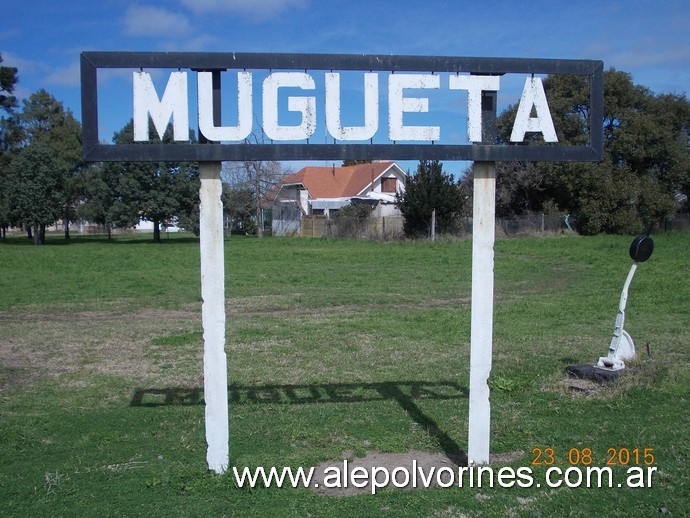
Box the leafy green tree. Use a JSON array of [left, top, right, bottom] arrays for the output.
[[28, 95, 82, 239], [2, 90, 83, 241], [0, 54, 18, 115], [0, 54, 19, 239], [495, 161, 545, 217], [6, 145, 64, 244], [342, 160, 372, 166], [175, 161, 201, 235], [0, 159, 12, 239], [496, 69, 689, 234], [0, 115, 24, 239], [104, 120, 199, 242], [396, 160, 464, 237], [74, 163, 116, 235]]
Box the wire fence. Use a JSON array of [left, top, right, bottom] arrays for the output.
[[662, 213, 690, 232], [293, 212, 576, 239], [8, 211, 685, 240], [288, 212, 690, 239]]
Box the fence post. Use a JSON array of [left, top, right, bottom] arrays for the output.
[[431, 209, 436, 241]]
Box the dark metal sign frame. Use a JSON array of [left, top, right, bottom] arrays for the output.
[[80, 51, 603, 162]]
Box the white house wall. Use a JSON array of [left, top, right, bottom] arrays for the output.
[[359, 163, 407, 196], [300, 189, 310, 215], [373, 203, 401, 217], [134, 220, 182, 232]]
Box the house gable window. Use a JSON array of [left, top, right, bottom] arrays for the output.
[[381, 177, 397, 193]]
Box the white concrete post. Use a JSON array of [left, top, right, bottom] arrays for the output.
[[431, 208, 436, 241], [467, 161, 496, 465], [199, 161, 229, 474]]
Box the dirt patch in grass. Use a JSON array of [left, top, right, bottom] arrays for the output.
[[0, 308, 199, 323], [0, 308, 202, 390], [224, 296, 472, 318], [561, 377, 601, 394], [546, 357, 670, 399], [0, 295, 471, 393]]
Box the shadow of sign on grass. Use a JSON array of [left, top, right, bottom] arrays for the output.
[[131, 381, 468, 461]]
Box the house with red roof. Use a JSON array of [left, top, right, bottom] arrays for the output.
[[271, 161, 407, 236]]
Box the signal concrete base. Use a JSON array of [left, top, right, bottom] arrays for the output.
[[565, 363, 622, 383]]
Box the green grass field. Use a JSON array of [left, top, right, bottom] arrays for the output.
[[1, 232, 689, 516]]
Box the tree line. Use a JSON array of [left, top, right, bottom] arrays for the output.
[[399, 70, 690, 237], [1, 54, 689, 243], [0, 56, 282, 244]]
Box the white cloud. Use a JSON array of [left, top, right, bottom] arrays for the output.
[[584, 37, 690, 70], [613, 44, 690, 69], [124, 5, 192, 37], [157, 34, 220, 52], [0, 52, 81, 100], [178, 0, 308, 20], [0, 28, 21, 40], [0, 51, 41, 74], [45, 61, 81, 88]]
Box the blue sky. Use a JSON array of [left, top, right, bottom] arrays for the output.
[[2, 0, 689, 176]]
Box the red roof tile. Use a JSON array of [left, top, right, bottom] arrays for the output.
[[279, 162, 396, 199]]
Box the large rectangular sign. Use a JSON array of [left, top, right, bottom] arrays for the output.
[[80, 52, 603, 162]]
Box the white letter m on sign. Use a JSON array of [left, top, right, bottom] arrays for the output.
[[133, 71, 189, 142]]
